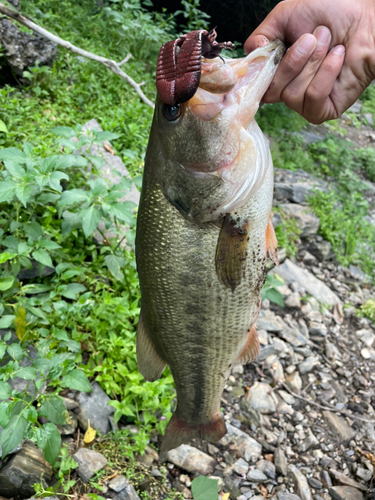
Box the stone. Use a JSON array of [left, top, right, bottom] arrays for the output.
[[356, 466, 372, 482], [271, 259, 340, 306], [277, 494, 302, 500], [0, 19, 58, 76], [264, 354, 285, 382], [17, 258, 55, 280], [329, 469, 367, 491], [256, 459, 276, 479], [247, 469, 268, 482], [219, 424, 262, 462], [288, 464, 313, 500], [302, 251, 317, 264], [360, 348, 375, 360], [308, 478, 323, 489], [348, 101, 362, 113], [364, 113, 374, 126], [233, 458, 249, 475], [298, 356, 320, 375], [61, 397, 79, 410], [114, 483, 141, 500], [109, 475, 128, 492], [278, 390, 296, 406], [246, 382, 278, 414], [56, 411, 78, 435], [279, 204, 320, 237], [328, 486, 363, 500], [76, 381, 114, 435], [72, 448, 108, 483], [308, 322, 328, 337], [285, 371, 303, 393], [307, 239, 332, 261], [323, 411, 355, 444], [299, 429, 319, 452], [256, 310, 284, 332], [274, 448, 288, 476], [285, 293, 302, 308], [280, 326, 308, 347], [0, 441, 52, 498], [356, 329, 375, 347], [167, 445, 216, 475]]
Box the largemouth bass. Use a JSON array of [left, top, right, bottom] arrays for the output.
[[135, 36, 285, 451]]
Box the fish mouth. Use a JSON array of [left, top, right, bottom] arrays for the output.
[[183, 40, 285, 173]]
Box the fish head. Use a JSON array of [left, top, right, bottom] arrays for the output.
[[154, 40, 285, 223]]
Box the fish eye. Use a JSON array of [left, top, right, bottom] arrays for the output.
[[163, 104, 182, 122]]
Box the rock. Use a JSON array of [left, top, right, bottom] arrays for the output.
[[219, 424, 262, 462], [256, 459, 276, 479], [308, 477, 323, 489], [278, 390, 296, 406], [56, 411, 78, 435], [302, 251, 317, 264], [61, 397, 79, 410], [72, 448, 108, 483], [167, 445, 216, 475], [356, 466, 372, 482], [280, 326, 308, 347], [356, 328, 375, 347], [364, 113, 374, 126], [285, 292, 302, 308], [277, 494, 302, 500], [328, 486, 363, 500], [264, 354, 285, 382], [246, 382, 278, 414], [285, 371, 303, 393], [17, 258, 55, 280], [272, 259, 340, 305], [307, 239, 333, 261], [279, 204, 320, 237], [246, 469, 268, 482], [299, 429, 319, 452], [308, 322, 328, 337], [298, 356, 320, 374], [360, 347, 375, 360], [329, 469, 367, 491], [0, 19, 58, 76], [0, 441, 52, 498], [273, 167, 326, 204], [348, 101, 362, 114], [274, 448, 288, 476], [256, 310, 284, 332], [114, 483, 141, 500], [76, 381, 114, 435], [323, 411, 355, 444], [109, 475, 128, 492], [288, 464, 313, 500], [232, 458, 249, 475]]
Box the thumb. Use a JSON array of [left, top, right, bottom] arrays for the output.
[[244, 3, 289, 54]]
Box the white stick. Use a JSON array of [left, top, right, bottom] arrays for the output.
[[0, 3, 155, 109]]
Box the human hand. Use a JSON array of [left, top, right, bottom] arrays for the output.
[[244, 0, 375, 124]]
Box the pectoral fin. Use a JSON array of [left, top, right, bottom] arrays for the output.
[[215, 215, 249, 292], [136, 312, 167, 382], [237, 325, 259, 364], [266, 215, 279, 266]]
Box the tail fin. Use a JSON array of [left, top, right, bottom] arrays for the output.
[[161, 412, 227, 452]]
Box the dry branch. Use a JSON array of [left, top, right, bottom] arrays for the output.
[[0, 2, 155, 109]]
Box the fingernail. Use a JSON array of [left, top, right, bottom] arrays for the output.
[[332, 45, 345, 56], [296, 34, 316, 55], [315, 26, 331, 46]]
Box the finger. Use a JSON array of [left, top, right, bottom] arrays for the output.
[[262, 34, 317, 103], [280, 26, 332, 114], [244, 3, 290, 54], [246, 35, 270, 52], [303, 45, 346, 123]]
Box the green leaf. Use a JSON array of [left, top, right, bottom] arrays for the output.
[[4, 160, 25, 178], [15, 184, 32, 207], [0, 315, 15, 328], [191, 477, 218, 500], [0, 181, 16, 203], [59, 283, 87, 299], [95, 131, 120, 142], [263, 287, 285, 307], [0, 119, 8, 134], [50, 126, 76, 138], [58, 189, 89, 208], [0, 148, 27, 164], [79, 205, 102, 237], [0, 401, 10, 427], [35, 422, 61, 466], [0, 381, 11, 399], [24, 221, 43, 239], [22, 284, 52, 294], [0, 252, 17, 264], [39, 240, 61, 250], [32, 249, 53, 268], [62, 369, 92, 392], [39, 396, 68, 425], [7, 343, 23, 361], [0, 277, 15, 291], [17, 367, 37, 380], [108, 202, 135, 225], [1, 414, 28, 458], [105, 254, 125, 281]]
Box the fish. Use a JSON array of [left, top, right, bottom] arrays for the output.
[[135, 36, 285, 452]]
